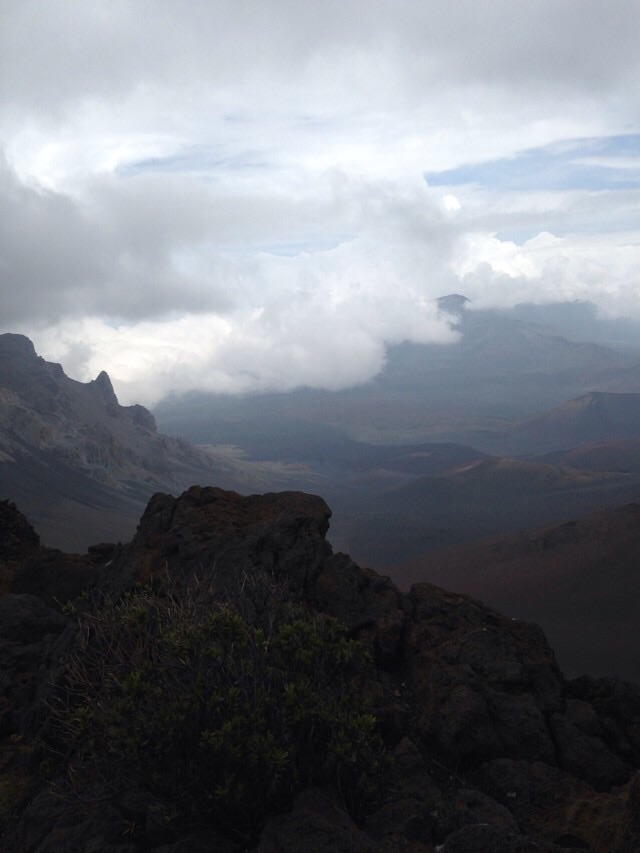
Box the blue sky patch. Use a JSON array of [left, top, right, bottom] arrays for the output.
[[119, 144, 270, 177], [425, 135, 640, 192]]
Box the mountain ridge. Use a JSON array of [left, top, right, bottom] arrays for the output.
[[507, 390, 640, 454], [0, 333, 317, 550]]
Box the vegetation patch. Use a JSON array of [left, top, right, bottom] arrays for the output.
[[50, 574, 387, 846]]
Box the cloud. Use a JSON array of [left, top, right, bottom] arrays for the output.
[[454, 229, 640, 318], [16, 173, 461, 405], [3, 2, 639, 117], [1, 1, 639, 402], [0, 157, 234, 324]]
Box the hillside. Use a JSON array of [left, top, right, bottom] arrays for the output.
[[506, 391, 640, 455], [336, 454, 640, 567], [536, 438, 640, 473], [0, 334, 316, 550], [394, 502, 640, 681]]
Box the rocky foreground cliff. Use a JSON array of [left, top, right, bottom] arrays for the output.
[[0, 489, 639, 852]]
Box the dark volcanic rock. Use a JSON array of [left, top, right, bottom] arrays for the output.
[[258, 788, 380, 853], [569, 676, 640, 763], [442, 822, 563, 852], [0, 593, 66, 644], [1, 487, 639, 853], [0, 500, 41, 594], [17, 789, 136, 853], [474, 758, 638, 852], [0, 499, 100, 608], [0, 594, 68, 735], [310, 551, 408, 669], [100, 485, 334, 599], [549, 700, 631, 790], [101, 485, 410, 671], [11, 549, 100, 610], [0, 500, 40, 562], [405, 583, 563, 765]]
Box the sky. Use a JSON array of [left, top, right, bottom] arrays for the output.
[[1, 0, 639, 405]]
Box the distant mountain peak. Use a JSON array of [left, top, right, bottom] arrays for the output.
[[92, 370, 115, 395], [94, 369, 112, 387]]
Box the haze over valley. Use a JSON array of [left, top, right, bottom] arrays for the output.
[[155, 297, 640, 564]]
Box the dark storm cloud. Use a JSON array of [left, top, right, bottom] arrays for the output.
[[2, 2, 639, 118], [0, 156, 238, 324]]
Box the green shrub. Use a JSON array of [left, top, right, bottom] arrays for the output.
[[51, 574, 387, 844]]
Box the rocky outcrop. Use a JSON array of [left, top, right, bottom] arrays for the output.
[[0, 500, 40, 594], [406, 583, 564, 766], [0, 333, 185, 492], [0, 593, 68, 736], [0, 500, 101, 607], [10, 548, 101, 611], [100, 486, 334, 596], [0, 487, 638, 852], [0, 500, 40, 562]]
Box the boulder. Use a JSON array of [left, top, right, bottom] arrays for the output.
[[100, 486, 333, 598], [258, 788, 380, 853], [0, 594, 68, 735], [404, 583, 563, 764]]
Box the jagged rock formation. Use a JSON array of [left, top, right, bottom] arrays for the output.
[[0, 491, 638, 852], [0, 334, 316, 551]]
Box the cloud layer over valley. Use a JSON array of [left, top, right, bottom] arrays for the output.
[[1, 0, 639, 404]]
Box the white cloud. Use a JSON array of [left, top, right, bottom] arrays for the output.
[[19, 175, 461, 405], [1, 1, 639, 402], [455, 229, 640, 316], [573, 156, 640, 170], [443, 195, 462, 213]]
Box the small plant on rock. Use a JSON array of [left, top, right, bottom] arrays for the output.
[[50, 572, 387, 846]]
